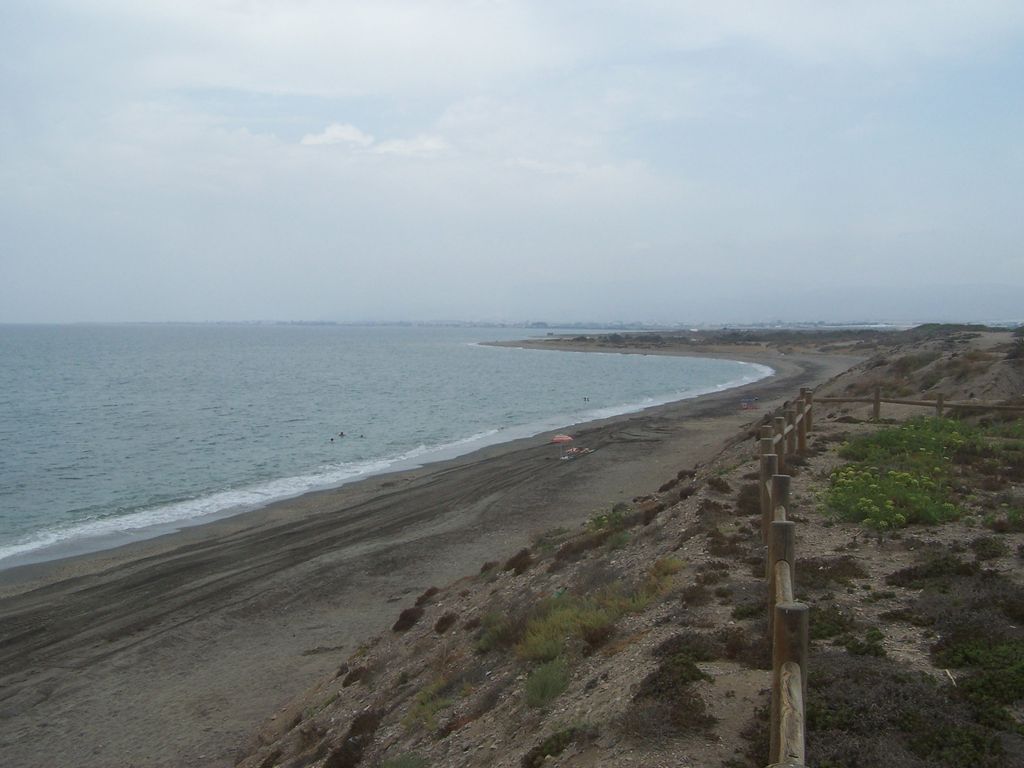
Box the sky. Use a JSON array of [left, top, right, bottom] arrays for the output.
[[1, 1, 1022, 325]]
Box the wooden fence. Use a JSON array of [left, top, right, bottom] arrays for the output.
[[816, 386, 1024, 421], [756, 389, 812, 768], [750, 386, 1022, 766]]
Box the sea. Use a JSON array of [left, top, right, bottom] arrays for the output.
[[0, 324, 772, 569]]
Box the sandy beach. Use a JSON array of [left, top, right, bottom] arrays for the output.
[[0, 342, 863, 768]]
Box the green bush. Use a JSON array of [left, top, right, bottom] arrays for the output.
[[935, 637, 1024, 730], [517, 558, 681, 662], [525, 657, 570, 708], [827, 465, 957, 529], [842, 627, 886, 657], [475, 611, 523, 653], [838, 417, 970, 467], [826, 419, 971, 529], [516, 594, 616, 662]]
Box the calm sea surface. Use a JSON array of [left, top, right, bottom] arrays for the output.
[[0, 324, 770, 568]]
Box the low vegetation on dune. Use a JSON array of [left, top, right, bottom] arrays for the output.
[[235, 326, 1024, 768], [824, 417, 1024, 529]]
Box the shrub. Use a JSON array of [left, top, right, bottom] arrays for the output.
[[799, 556, 869, 590], [475, 611, 524, 653], [970, 536, 1009, 561], [434, 611, 458, 634], [736, 483, 761, 516], [933, 636, 1024, 730], [415, 587, 439, 606], [682, 583, 711, 606], [707, 527, 746, 556], [707, 475, 732, 493], [827, 465, 957, 529], [532, 527, 572, 553], [552, 531, 611, 566], [524, 656, 570, 708], [731, 596, 767, 621], [656, 631, 720, 662], [890, 352, 941, 377], [811, 603, 856, 640], [804, 651, 1007, 767], [984, 506, 1024, 532], [342, 666, 367, 687], [588, 504, 630, 532], [606, 530, 630, 551], [517, 596, 617, 662], [392, 607, 424, 632], [622, 649, 715, 736], [382, 754, 428, 768], [503, 548, 534, 575], [522, 726, 595, 768], [842, 627, 886, 657], [679, 483, 698, 500], [885, 553, 979, 589], [404, 680, 453, 731], [519, 559, 681, 662], [325, 710, 382, 768]]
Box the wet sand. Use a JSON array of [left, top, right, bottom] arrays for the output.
[[0, 343, 863, 768]]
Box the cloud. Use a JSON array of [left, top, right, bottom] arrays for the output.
[[299, 123, 449, 158], [373, 134, 449, 158], [300, 123, 374, 147], [3, 1, 1024, 323]]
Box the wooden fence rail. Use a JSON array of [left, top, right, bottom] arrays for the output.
[[757, 389, 812, 768], [751, 384, 1021, 766], [817, 386, 1024, 420]]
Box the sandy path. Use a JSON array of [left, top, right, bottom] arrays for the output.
[[0, 345, 862, 768]]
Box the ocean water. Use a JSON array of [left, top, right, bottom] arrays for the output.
[[0, 324, 771, 568]]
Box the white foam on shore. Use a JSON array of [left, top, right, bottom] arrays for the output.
[[0, 429, 502, 568], [0, 359, 773, 570]]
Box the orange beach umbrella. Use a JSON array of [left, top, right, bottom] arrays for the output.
[[550, 433, 573, 459]]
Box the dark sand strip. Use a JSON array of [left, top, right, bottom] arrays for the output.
[[0, 345, 862, 768]]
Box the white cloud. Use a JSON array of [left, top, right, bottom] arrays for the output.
[[373, 135, 449, 158], [300, 123, 374, 147], [298, 123, 449, 158]]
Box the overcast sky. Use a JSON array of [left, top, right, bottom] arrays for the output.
[[2, 1, 1022, 324]]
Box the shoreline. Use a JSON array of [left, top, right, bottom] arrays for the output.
[[0, 348, 772, 585], [0, 344, 770, 577], [0, 342, 864, 768]]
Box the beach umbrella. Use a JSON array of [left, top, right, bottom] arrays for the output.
[[550, 433, 573, 458]]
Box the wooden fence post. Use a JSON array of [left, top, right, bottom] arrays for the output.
[[767, 520, 796, 624], [770, 602, 809, 766], [802, 389, 813, 432], [760, 448, 778, 543], [796, 402, 808, 454], [785, 409, 797, 456], [773, 417, 787, 473], [771, 474, 791, 522], [873, 386, 881, 422]]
